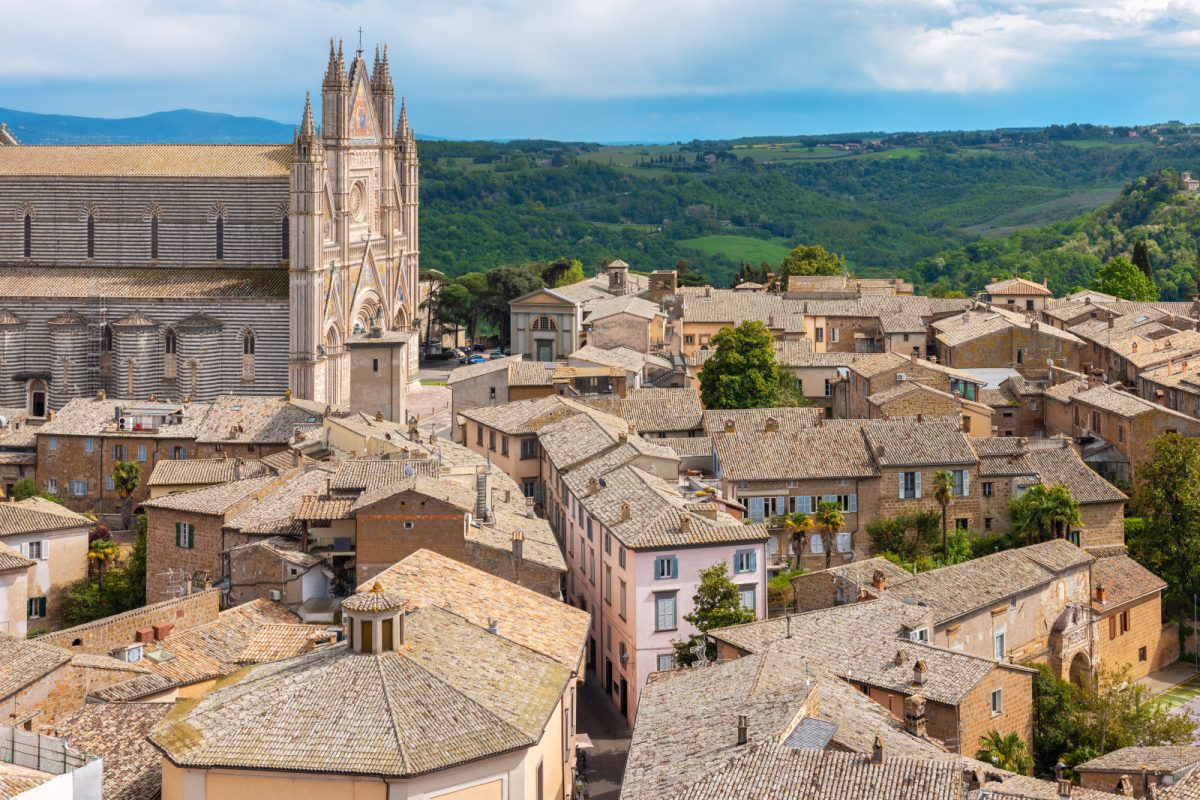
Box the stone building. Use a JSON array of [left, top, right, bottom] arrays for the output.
[[933, 307, 1083, 380], [0, 542, 34, 637], [0, 37, 419, 412], [984, 276, 1054, 313], [0, 498, 91, 629]]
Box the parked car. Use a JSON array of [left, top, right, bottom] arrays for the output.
[[472, 344, 486, 352], [459, 354, 488, 365], [487, 349, 506, 360]]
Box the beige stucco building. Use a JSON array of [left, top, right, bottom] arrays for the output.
[[0, 497, 91, 629]]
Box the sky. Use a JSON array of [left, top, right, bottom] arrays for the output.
[[5, 0, 1200, 141]]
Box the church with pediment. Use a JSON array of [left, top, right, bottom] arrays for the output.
[[0, 36, 419, 413]]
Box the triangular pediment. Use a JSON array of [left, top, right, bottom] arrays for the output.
[[512, 289, 576, 307], [348, 63, 378, 142]]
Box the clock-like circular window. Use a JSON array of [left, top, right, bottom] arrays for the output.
[[349, 182, 366, 222]]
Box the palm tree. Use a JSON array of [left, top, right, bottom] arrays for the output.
[[932, 470, 955, 556], [1010, 484, 1082, 545], [87, 537, 118, 590], [975, 730, 1033, 775], [814, 500, 845, 570], [779, 511, 812, 568], [112, 460, 141, 531]]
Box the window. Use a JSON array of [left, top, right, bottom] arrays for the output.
[[1139, 646, 1148, 662], [105, 475, 115, 491], [835, 532, 852, 552], [1016, 347, 1023, 365], [26, 541, 43, 560], [520, 438, 538, 459], [137, 445, 147, 462], [830, 327, 839, 344], [175, 522, 195, 549], [586, 517, 593, 539], [215, 215, 225, 259], [532, 316, 557, 332], [809, 533, 824, 554], [589, 548, 595, 585], [1066, 529, 1080, 546], [403, 521, 415, 530], [84, 438, 94, 455], [815, 327, 823, 343], [112, 444, 127, 460], [982, 482, 993, 498], [733, 549, 757, 574], [27, 597, 46, 620], [372, 358, 379, 373], [46, 479, 57, 495], [619, 578, 627, 619], [738, 584, 757, 613], [500, 436, 509, 457], [48, 436, 57, 452], [1118, 426, 1124, 443], [991, 688, 1003, 715], [824, 378, 832, 397], [604, 532, 611, 555], [657, 654, 676, 671], [684, 335, 694, 345], [150, 215, 159, 259], [476, 425, 483, 446], [1120, 609, 1130, 633], [984, 517, 993, 531], [69, 479, 87, 496], [654, 592, 677, 631], [242, 331, 256, 382], [23, 212, 32, 258], [488, 431, 496, 451], [521, 478, 538, 498], [86, 212, 95, 258], [654, 555, 678, 580], [952, 469, 969, 497], [956, 518, 968, 530], [604, 565, 612, 604], [281, 216, 290, 260], [899, 471, 921, 499], [994, 631, 1006, 660], [618, 546, 626, 569], [170, 446, 187, 460]]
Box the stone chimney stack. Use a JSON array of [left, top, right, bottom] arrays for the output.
[[871, 733, 884, 765], [872, 569, 887, 591], [913, 659, 927, 686], [679, 515, 692, 535], [620, 500, 631, 522], [588, 477, 600, 496], [1095, 583, 1107, 603], [903, 694, 927, 738], [736, 715, 749, 746], [511, 530, 524, 563]]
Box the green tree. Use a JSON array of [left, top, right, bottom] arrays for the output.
[[1130, 434, 1200, 613], [1131, 239, 1153, 281], [865, 510, 942, 561], [931, 470, 955, 556], [673, 562, 755, 665], [541, 258, 585, 288], [112, 460, 141, 530], [124, 513, 148, 607], [1032, 665, 1082, 775], [9, 477, 63, 504], [437, 281, 478, 341], [87, 537, 118, 590], [775, 244, 845, 287], [814, 500, 845, 570], [1077, 665, 1196, 753], [976, 730, 1034, 775], [943, 527, 972, 566], [1091, 256, 1158, 301], [1009, 484, 1082, 545], [777, 511, 812, 570], [698, 321, 783, 409]]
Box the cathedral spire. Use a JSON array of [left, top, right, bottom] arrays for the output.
[[300, 92, 316, 139], [380, 45, 393, 92], [323, 38, 339, 86], [398, 97, 408, 137], [336, 39, 346, 78]]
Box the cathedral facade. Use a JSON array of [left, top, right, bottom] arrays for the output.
[[0, 38, 419, 413]]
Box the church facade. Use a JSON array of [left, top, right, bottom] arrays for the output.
[[0, 38, 419, 414]]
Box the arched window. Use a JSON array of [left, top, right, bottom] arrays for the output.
[[22, 213, 31, 258], [281, 216, 290, 261], [164, 329, 177, 381], [86, 212, 95, 259], [215, 216, 225, 260], [150, 216, 159, 260], [164, 329, 176, 354], [242, 330, 256, 383], [101, 325, 113, 353], [532, 316, 558, 332]]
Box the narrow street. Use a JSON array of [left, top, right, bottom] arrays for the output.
[[576, 678, 632, 800]]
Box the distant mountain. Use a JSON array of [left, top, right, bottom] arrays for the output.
[[0, 107, 295, 144]]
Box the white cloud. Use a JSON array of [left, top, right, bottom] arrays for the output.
[[3, 0, 1200, 104]]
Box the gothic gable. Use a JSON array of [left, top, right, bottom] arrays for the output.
[[348, 73, 377, 143]]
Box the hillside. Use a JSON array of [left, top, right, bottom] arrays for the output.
[[910, 170, 1200, 301], [0, 107, 294, 144]]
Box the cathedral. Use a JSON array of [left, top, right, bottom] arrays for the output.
[[0, 38, 419, 413]]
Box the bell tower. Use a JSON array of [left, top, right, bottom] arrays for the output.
[[289, 93, 326, 400]]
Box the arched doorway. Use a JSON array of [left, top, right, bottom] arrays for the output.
[[1069, 651, 1091, 687], [323, 324, 343, 408], [27, 379, 46, 417]]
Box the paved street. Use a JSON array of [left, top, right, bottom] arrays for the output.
[[576, 678, 631, 800]]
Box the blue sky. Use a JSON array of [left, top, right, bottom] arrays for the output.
[[5, 0, 1200, 141]]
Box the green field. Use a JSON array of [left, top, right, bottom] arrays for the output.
[[677, 235, 792, 265], [962, 186, 1123, 237]]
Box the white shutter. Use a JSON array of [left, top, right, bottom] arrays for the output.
[[914, 471, 922, 499], [41, 540, 49, 561], [963, 473, 970, 497], [849, 494, 858, 513], [898, 474, 905, 499], [15, 542, 24, 556]]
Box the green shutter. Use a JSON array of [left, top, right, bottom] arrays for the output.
[[187, 524, 195, 549], [39, 598, 46, 617]]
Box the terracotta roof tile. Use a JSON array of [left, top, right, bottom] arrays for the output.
[[0, 497, 91, 537], [146, 458, 270, 487], [0, 632, 71, 698], [0, 144, 292, 177], [0, 267, 288, 299], [0, 540, 35, 572], [53, 703, 171, 800], [1091, 555, 1166, 608]]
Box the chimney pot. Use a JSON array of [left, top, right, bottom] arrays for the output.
[[724, 419, 735, 433], [588, 477, 600, 496], [736, 714, 749, 746], [679, 515, 692, 534], [871, 733, 884, 765], [872, 570, 887, 590], [913, 659, 927, 685], [487, 619, 499, 635], [1095, 583, 1107, 603], [620, 500, 631, 522], [511, 530, 524, 562]]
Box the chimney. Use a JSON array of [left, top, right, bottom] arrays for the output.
[[487, 619, 500, 635], [1132, 340, 1139, 353], [511, 529, 524, 562], [375, 410, 385, 422], [96, 387, 106, 401], [1108, 316, 1115, 329], [588, 477, 600, 496], [872, 569, 888, 590], [1031, 319, 1039, 331], [618, 432, 628, 444], [916, 413, 923, 423], [874, 444, 886, 459], [764, 417, 779, 432], [913, 659, 927, 686], [724, 419, 735, 433], [856, 587, 873, 602], [903, 694, 927, 737], [871, 733, 884, 765], [894, 649, 905, 666], [284, 387, 293, 401], [1095, 583, 1106, 603], [910, 351, 918, 363], [736, 715, 749, 746], [1117, 776, 1133, 797], [620, 500, 631, 522], [233, 458, 243, 480], [679, 515, 692, 535]]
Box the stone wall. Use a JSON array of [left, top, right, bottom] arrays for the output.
[[0, 661, 143, 729], [790, 571, 837, 612], [876, 465, 983, 532], [956, 665, 1035, 757], [589, 313, 652, 353], [1097, 594, 1166, 682], [38, 433, 198, 515], [38, 588, 219, 654], [354, 491, 469, 584]]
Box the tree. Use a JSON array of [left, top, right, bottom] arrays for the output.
[[673, 562, 755, 665], [976, 730, 1034, 775], [675, 258, 707, 287], [931, 470, 955, 556], [1131, 240, 1153, 281], [774, 244, 845, 287], [541, 258, 585, 288], [87, 537, 118, 590], [865, 510, 942, 561], [772, 511, 812, 569], [698, 321, 783, 409], [9, 477, 63, 505], [124, 513, 148, 608], [111, 460, 141, 530], [814, 500, 845, 570], [1091, 256, 1158, 301], [1130, 434, 1200, 614], [1009, 484, 1081, 545]]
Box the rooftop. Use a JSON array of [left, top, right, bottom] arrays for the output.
[[701, 406, 822, 435], [193, 395, 325, 444], [1091, 555, 1167, 609], [583, 388, 705, 433], [712, 427, 878, 482], [0, 143, 292, 177], [0, 497, 91, 538], [141, 475, 281, 516], [858, 418, 978, 467], [1021, 444, 1127, 505], [986, 276, 1053, 296], [0, 632, 71, 699], [52, 703, 172, 800], [0, 268, 288, 300], [569, 344, 671, 374], [38, 397, 211, 438], [146, 457, 271, 487]]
